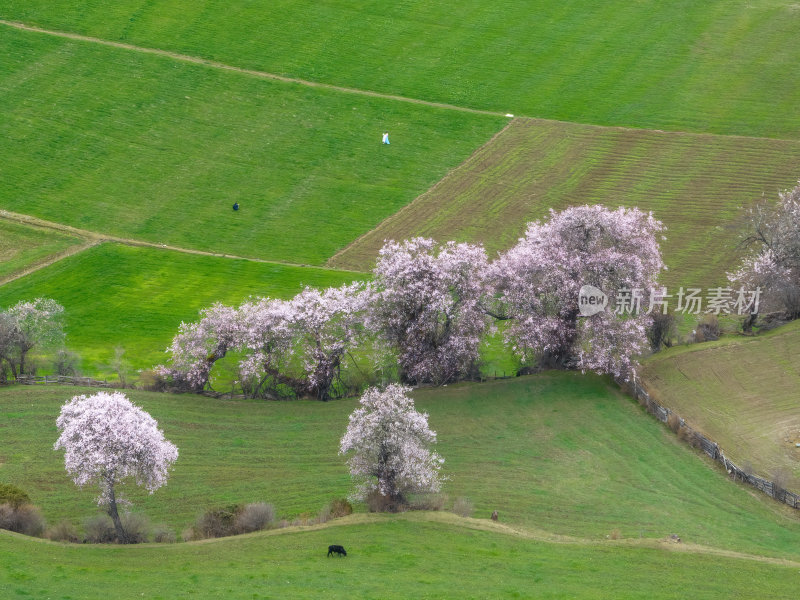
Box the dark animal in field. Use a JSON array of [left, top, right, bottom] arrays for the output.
[[327, 544, 347, 557], [491, 510, 499, 521]]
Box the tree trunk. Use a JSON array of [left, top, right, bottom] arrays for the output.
[[105, 480, 129, 544]]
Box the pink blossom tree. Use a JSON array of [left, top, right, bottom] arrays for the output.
[[729, 180, 800, 325], [0, 298, 65, 379], [289, 282, 371, 401], [54, 391, 178, 543], [490, 205, 665, 378], [371, 238, 490, 385], [157, 303, 242, 392], [339, 384, 444, 508]]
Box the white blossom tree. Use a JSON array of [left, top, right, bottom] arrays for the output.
[[0, 298, 65, 379], [371, 238, 490, 385], [490, 205, 665, 378], [339, 385, 445, 508], [729, 180, 800, 325], [54, 391, 178, 543]]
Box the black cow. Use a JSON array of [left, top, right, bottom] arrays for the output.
[[327, 544, 347, 557]]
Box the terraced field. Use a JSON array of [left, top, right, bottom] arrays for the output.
[[330, 118, 800, 289], [639, 321, 800, 491]]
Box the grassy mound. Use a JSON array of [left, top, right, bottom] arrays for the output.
[[4, 1, 800, 137], [639, 321, 800, 491], [2, 374, 799, 559]]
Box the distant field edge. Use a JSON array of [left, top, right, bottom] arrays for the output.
[[0, 19, 506, 119]]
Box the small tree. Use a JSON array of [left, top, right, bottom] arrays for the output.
[[0, 298, 65, 378], [54, 391, 178, 543], [339, 385, 445, 508]]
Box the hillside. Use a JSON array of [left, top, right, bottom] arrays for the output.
[[638, 321, 800, 491]]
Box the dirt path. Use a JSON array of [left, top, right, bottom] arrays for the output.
[[0, 19, 509, 119], [0, 210, 364, 287]]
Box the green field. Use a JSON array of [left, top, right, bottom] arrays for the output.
[[2, 1, 800, 138], [3, 514, 800, 599], [2, 375, 800, 559], [0, 219, 83, 283], [329, 118, 800, 289], [639, 321, 800, 491], [0, 243, 363, 374], [0, 26, 505, 264]]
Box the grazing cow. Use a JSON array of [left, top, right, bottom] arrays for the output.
[[491, 510, 499, 522], [327, 544, 347, 557]]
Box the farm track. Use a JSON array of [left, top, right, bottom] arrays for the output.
[[0, 210, 366, 285], [4, 511, 798, 568]]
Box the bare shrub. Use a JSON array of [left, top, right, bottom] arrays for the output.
[[120, 512, 150, 544], [195, 505, 241, 539], [152, 525, 176, 543], [234, 502, 275, 534], [137, 369, 168, 392], [181, 527, 197, 542], [46, 520, 81, 543], [365, 490, 401, 513], [53, 349, 81, 376], [84, 514, 117, 543], [696, 315, 720, 342], [327, 498, 353, 519], [647, 311, 677, 352], [408, 493, 448, 511], [608, 528, 621, 540], [317, 505, 332, 524], [112, 346, 131, 388], [0, 503, 45, 537], [452, 497, 473, 518]]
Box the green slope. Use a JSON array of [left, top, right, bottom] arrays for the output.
[[0, 243, 364, 374], [639, 321, 800, 491], [2, 515, 799, 599], [2, 1, 800, 137], [0, 220, 83, 282], [0, 27, 505, 264], [2, 374, 799, 559]]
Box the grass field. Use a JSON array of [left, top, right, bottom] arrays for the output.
[[3, 514, 800, 599], [0, 243, 363, 374], [329, 118, 800, 289], [0, 219, 83, 283], [0, 26, 505, 264], [638, 321, 800, 491], [2, 374, 800, 559], [2, 1, 800, 138]]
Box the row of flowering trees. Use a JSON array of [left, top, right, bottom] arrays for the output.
[[158, 205, 667, 398]]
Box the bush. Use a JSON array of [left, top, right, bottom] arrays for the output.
[[0, 483, 30, 508], [84, 514, 117, 543], [53, 349, 81, 376], [137, 369, 168, 392], [195, 505, 241, 539], [647, 311, 677, 352], [327, 498, 353, 519], [452, 497, 473, 518], [120, 512, 150, 544], [666, 412, 681, 434], [0, 503, 45, 537], [694, 315, 720, 343], [365, 490, 403, 513], [46, 520, 81, 543], [152, 524, 176, 543], [408, 493, 448, 511], [234, 502, 275, 534]]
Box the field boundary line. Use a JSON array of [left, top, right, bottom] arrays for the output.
[[326, 119, 518, 268], [0, 210, 367, 276], [0, 19, 507, 118]]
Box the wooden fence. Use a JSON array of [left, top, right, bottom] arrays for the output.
[[619, 375, 800, 509], [11, 374, 112, 388]]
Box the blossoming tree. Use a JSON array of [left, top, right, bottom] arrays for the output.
[[490, 205, 665, 378], [0, 297, 64, 379], [54, 391, 178, 543], [371, 238, 490, 385], [729, 180, 800, 324], [339, 384, 444, 507]]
